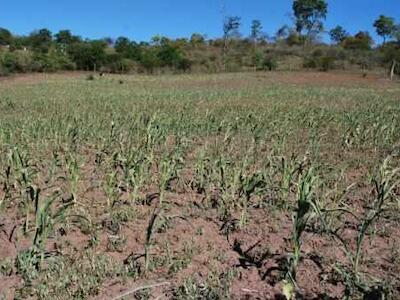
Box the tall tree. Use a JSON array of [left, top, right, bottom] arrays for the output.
[[329, 26, 348, 44], [250, 20, 263, 47], [0, 28, 12, 46], [29, 28, 53, 53], [292, 0, 328, 40], [222, 16, 241, 69], [55, 30, 80, 52], [55, 30, 73, 44], [115, 37, 131, 53], [115, 37, 140, 60], [373, 15, 396, 44], [223, 16, 241, 41], [250, 20, 263, 71]]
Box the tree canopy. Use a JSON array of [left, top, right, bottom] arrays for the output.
[[374, 15, 396, 44], [292, 0, 328, 37]]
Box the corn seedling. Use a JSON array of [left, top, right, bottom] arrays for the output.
[[278, 154, 303, 207], [326, 156, 400, 298], [144, 209, 160, 273], [353, 156, 399, 273], [104, 170, 119, 209], [284, 167, 318, 297], [8, 147, 37, 232], [192, 148, 212, 195], [16, 190, 72, 278], [65, 153, 80, 205], [159, 152, 183, 206]]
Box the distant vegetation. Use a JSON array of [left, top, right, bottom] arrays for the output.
[[0, 0, 399, 76]]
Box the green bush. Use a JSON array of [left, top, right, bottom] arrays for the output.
[[303, 55, 336, 71], [320, 56, 336, 71], [262, 55, 278, 71]]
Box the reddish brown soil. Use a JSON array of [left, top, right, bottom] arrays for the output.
[[0, 70, 397, 89], [0, 72, 399, 299]]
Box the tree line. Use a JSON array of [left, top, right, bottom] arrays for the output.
[[0, 0, 399, 76]]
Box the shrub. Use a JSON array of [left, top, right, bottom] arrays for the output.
[[320, 56, 336, 71], [303, 55, 336, 71], [262, 55, 278, 71]]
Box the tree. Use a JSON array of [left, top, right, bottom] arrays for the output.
[[115, 37, 131, 53], [55, 30, 79, 45], [29, 28, 53, 53], [292, 0, 328, 39], [393, 25, 400, 43], [0, 28, 12, 46], [373, 15, 396, 44], [329, 26, 348, 44], [381, 43, 400, 80], [67, 40, 107, 71], [250, 20, 263, 46], [342, 31, 373, 50], [276, 25, 291, 41], [190, 33, 205, 47], [222, 16, 241, 69], [223, 16, 241, 39], [115, 37, 141, 60]]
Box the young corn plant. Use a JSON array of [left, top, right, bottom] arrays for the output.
[[284, 167, 318, 298], [0, 162, 12, 210], [144, 114, 164, 156], [17, 190, 72, 278], [8, 146, 37, 232], [31, 190, 71, 269], [329, 156, 399, 298], [191, 148, 212, 195], [158, 152, 183, 206], [237, 171, 265, 228], [277, 154, 303, 208], [353, 157, 399, 273], [144, 209, 160, 273], [127, 156, 149, 203], [104, 170, 119, 209], [65, 153, 80, 205]]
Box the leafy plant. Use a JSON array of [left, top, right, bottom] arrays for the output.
[[284, 167, 318, 297]]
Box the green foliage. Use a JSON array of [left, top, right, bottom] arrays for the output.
[[343, 31, 374, 50], [304, 52, 336, 71], [329, 25, 348, 44], [292, 0, 328, 36], [262, 55, 278, 71], [373, 15, 396, 44], [284, 167, 319, 297], [250, 20, 263, 43], [54, 30, 81, 45], [0, 28, 12, 46], [29, 28, 53, 53], [381, 43, 400, 75], [115, 36, 141, 60], [67, 40, 107, 71]]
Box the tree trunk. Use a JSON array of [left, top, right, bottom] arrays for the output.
[[390, 59, 397, 81], [222, 37, 228, 72]]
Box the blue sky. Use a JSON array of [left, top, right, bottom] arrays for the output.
[[1, 1, 399, 43]]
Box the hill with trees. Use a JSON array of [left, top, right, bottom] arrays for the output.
[[1, 0, 399, 77]]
